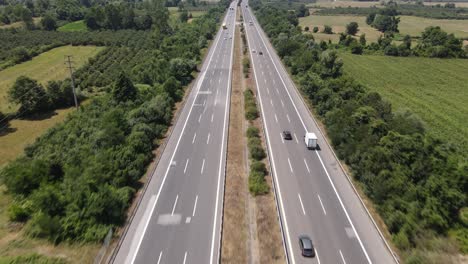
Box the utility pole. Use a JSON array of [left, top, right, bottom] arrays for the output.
[[65, 55, 79, 109]]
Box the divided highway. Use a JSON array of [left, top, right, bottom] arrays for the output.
[[242, 2, 398, 264], [112, 3, 237, 263]]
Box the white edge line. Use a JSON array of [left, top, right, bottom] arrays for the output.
[[183, 251, 187, 264], [201, 158, 205, 174], [287, 157, 293, 173], [253, 11, 373, 264], [210, 5, 235, 264], [128, 9, 226, 263], [316, 249, 321, 264], [244, 8, 295, 264], [294, 133, 298, 144], [280, 133, 284, 144], [192, 133, 197, 144], [207, 133, 211, 144]]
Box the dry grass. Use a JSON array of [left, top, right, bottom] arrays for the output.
[[0, 17, 41, 29], [221, 10, 249, 263], [0, 45, 103, 114], [300, 14, 468, 44], [308, 0, 383, 8], [424, 2, 468, 8]]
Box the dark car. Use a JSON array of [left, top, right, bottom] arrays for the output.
[[299, 235, 315, 257], [282, 131, 292, 140], [259, 51, 263, 55]]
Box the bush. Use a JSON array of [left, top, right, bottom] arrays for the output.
[[345, 22, 359, 35], [245, 105, 259, 120], [322, 25, 333, 34], [313, 26, 318, 33], [350, 43, 363, 55], [249, 144, 266, 160], [304, 26, 309, 32], [246, 126, 259, 138], [251, 160, 267, 174], [249, 170, 268, 195]]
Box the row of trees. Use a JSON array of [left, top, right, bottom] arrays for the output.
[[84, 4, 158, 31], [256, 5, 466, 262], [0, 5, 225, 243]]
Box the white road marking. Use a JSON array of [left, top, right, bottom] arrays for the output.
[[127, 23, 224, 262], [294, 133, 299, 144], [203, 100, 206, 106], [317, 194, 327, 215], [262, 71, 264, 75], [192, 195, 199, 217], [287, 158, 293, 173], [304, 158, 310, 173], [280, 133, 284, 144], [192, 133, 197, 144], [207, 133, 211, 144], [211, 113, 214, 122], [274, 114, 278, 123], [340, 250, 347, 264], [157, 252, 162, 264], [171, 195, 179, 216], [316, 250, 321, 264], [201, 158, 205, 174], [286, 114, 291, 123], [216, 88, 219, 95], [183, 252, 187, 264], [198, 114, 202, 123], [298, 193, 306, 215], [267, 87, 270, 94], [280, 99, 284, 107], [253, 18, 373, 263], [184, 159, 189, 174], [270, 99, 273, 106], [276, 88, 279, 94], [264, 78, 267, 84]]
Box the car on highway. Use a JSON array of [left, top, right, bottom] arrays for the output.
[[259, 51, 263, 55], [282, 131, 292, 140], [252, 49, 256, 53], [299, 235, 315, 257]]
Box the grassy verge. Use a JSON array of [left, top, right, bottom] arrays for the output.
[[221, 14, 248, 262], [0, 45, 103, 113], [339, 52, 468, 155], [57, 20, 88, 32]]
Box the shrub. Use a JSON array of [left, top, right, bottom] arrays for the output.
[[322, 25, 333, 34], [245, 105, 259, 120], [249, 170, 268, 195], [246, 126, 260, 138], [345, 22, 359, 35], [313, 26, 318, 33], [304, 26, 309, 32], [249, 144, 266, 160], [251, 160, 267, 175], [350, 43, 363, 55]]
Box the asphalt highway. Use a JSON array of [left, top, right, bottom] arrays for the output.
[[242, 3, 398, 264], [112, 3, 237, 263]]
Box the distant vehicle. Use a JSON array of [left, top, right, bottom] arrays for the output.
[[252, 49, 256, 53], [282, 131, 292, 140], [259, 51, 263, 55], [299, 235, 315, 257], [249, 21, 253, 25], [304, 132, 317, 149], [222, 23, 227, 29]]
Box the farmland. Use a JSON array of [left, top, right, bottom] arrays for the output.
[[57, 20, 88, 32], [340, 53, 468, 154], [299, 15, 468, 43], [0, 45, 103, 113]]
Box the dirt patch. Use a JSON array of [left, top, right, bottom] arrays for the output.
[[221, 9, 249, 264]]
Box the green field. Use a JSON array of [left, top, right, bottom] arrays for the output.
[[299, 15, 468, 43], [57, 20, 88, 32], [340, 53, 468, 153], [0, 45, 103, 113]]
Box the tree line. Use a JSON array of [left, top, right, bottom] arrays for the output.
[[0, 4, 226, 243], [255, 4, 467, 262]]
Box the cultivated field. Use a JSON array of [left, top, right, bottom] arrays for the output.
[[300, 14, 468, 43], [0, 45, 103, 113], [58, 20, 88, 32], [340, 53, 468, 153], [308, 0, 383, 8]]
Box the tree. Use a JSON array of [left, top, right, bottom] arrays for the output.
[[112, 72, 137, 102], [296, 4, 309, 18], [359, 34, 366, 46], [366, 13, 376, 25], [402, 34, 411, 49], [322, 25, 333, 34], [304, 26, 309, 32], [179, 9, 188, 23], [372, 14, 399, 33], [346, 22, 359, 35], [41, 14, 57, 31], [350, 43, 363, 55], [313, 26, 318, 33], [319, 50, 343, 78], [9, 76, 49, 115]]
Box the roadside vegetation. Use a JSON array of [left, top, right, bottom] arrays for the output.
[[0, 0, 230, 261], [254, 3, 467, 262]]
